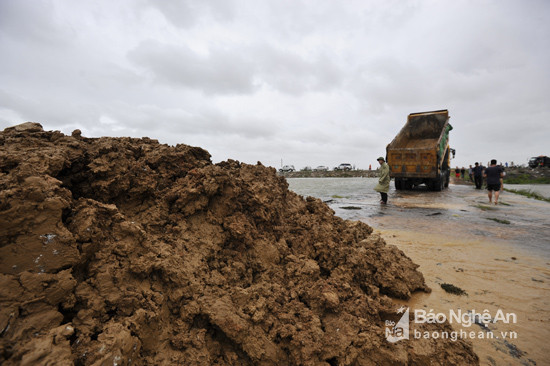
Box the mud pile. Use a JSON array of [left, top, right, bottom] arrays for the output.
[[0, 123, 478, 365]]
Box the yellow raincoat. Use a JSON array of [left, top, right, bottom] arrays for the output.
[[374, 162, 390, 193]]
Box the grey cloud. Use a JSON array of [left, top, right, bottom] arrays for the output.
[[145, 1, 197, 29], [146, 0, 235, 29], [225, 117, 279, 139], [0, 88, 98, 130], [348, 58, 431, 113], [0, 0, 73, 45], [103, 103, 278, 143], [128, 40, 257, 95], [254, 45, 343, 95], [0, 55, 146, 131], [264, 0, 366, 40], [128, 40, 344, 96]]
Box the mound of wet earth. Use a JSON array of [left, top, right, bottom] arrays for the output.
[[0, 123, 478, 365]]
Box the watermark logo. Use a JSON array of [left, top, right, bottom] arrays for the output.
[[385, 308, 517, 343], [385, 306, 409, 343]]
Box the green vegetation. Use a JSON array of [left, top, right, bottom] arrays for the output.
[[440, 283, 467, 296], [504, 174, 550, 184], [340, 206, 361, 210], [486, 217, 511, 225], [504, 188, 550, 203], [331, 194, 348, 199], [474, 204, 497, 211]]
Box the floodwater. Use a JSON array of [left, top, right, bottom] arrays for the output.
[[288, 177, 550, 366]]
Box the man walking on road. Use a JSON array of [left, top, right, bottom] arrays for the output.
[[483, 159, 504, 205], [375, 157, 390, 204], [473, 162, 483, 189]]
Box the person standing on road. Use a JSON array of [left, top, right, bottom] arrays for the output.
[[460, 167, 465, 179], [483, 159, 504, 205], [374, 157, 390, 204], [473, 162, 483, 189], [468, 165, 473, 182]]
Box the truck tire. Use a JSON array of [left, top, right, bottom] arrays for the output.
[[444, 169, 450, 188], [395, 179, 402, 190], [431, 175, 444, 191]]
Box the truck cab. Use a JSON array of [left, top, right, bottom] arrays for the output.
[[528, 156, 549, 168]]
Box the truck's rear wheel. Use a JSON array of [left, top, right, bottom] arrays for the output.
[[395, 179, 402, 190], [431, 175, 444, 191]]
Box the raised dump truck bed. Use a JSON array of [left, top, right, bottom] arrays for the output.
[[386, 110, 453, 191]]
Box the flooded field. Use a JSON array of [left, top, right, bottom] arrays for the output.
[[288, 177, 550, 366]]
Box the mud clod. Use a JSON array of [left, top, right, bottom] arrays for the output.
[[441, 283, 468, 296], [0, 123, 478, 365]]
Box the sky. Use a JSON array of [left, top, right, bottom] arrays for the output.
[[1, 0, 549, 170]]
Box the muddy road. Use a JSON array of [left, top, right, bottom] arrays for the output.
[[289, 178, 550, 366]]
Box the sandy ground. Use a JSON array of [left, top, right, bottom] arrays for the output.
[[366, 179, 550, 366]]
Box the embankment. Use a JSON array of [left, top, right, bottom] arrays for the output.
[[279, 170, 378, 178]]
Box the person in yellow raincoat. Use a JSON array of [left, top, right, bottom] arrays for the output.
[[374, 157, 390, 204]]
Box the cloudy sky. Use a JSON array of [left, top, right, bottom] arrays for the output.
[[1, 0, 549, 169]]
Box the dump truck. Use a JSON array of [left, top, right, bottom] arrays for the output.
[[386, 109, 454, 191], [528, 156, 549, 168]]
